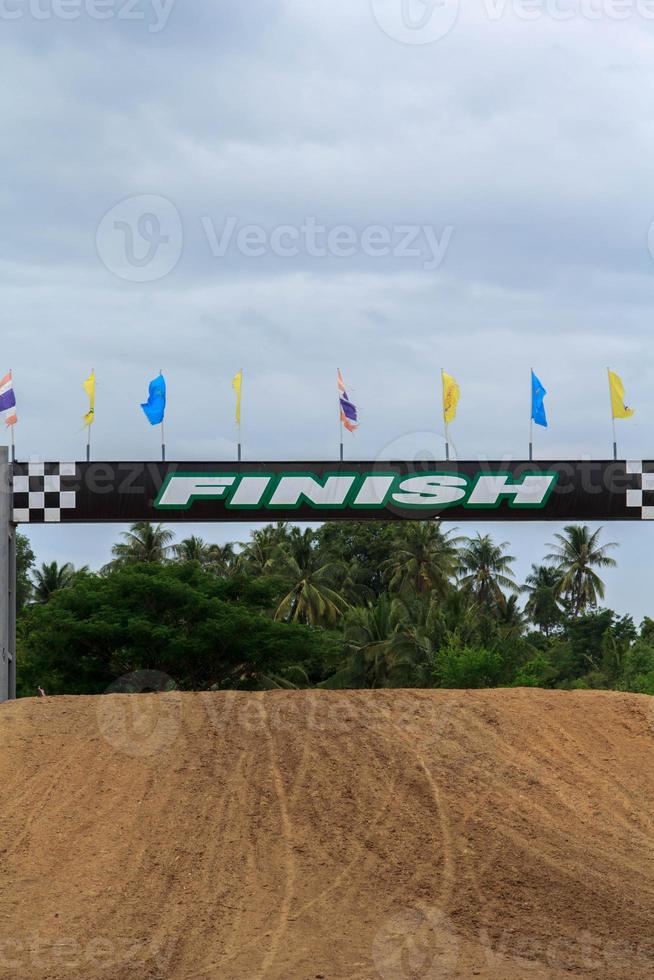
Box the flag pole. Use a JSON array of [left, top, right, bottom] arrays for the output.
[[529, 367, 533, 462], [337, 369, 344, 462], [160, 368, 166, 462], [441, 369, 450, 461], [9, 368, 14, 463], [86, 367, 93, 463], [238, 368, 243, 462], [608, 367, 617, 461]]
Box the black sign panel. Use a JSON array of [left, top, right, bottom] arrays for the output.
[[10, 460, 654, 524]]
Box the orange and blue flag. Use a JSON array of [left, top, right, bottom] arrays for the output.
[[337, 369, 358, 433], [0, 372, 17, 428]]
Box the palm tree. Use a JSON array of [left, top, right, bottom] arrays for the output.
[[546, 525, 617, 616], [174, 535, 212, 564], [110, 522, 174, 566], [522, 564, 562, 635], [428, 587, 484, 650], [32, 561, 83, 603], [173, 536, 235, 574], [324, 596, 428, 688], [383, 522, 460, 598], [237, 523, 291, 575], [273, 528, 348, 627], [458, 534, 518, 612], [205, 542, 237, 577], [340, 596, 402, 687], [496, 594, 525, 639]]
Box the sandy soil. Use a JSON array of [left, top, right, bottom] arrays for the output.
[[1, 688, 654, 979]]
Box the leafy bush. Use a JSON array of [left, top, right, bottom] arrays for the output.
[[18, 563, 342, 696], [434, 644, 505, 689]]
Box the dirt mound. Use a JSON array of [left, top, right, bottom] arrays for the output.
[[2, 689, 654, 979]]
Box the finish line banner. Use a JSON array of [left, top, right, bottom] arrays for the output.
[[10, 460, 654, 524]]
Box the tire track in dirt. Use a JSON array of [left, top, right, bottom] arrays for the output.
[[378, 700, 458, 909], [253, 695, 298, 980], [4, 690, 654, 979], [457, 704, 654, 884]]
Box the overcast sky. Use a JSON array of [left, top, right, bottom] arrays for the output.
[[4, 0, 654, 619]]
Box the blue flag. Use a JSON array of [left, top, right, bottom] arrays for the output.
[[141, 373, 166, 425], [531, 370, 548, 428]]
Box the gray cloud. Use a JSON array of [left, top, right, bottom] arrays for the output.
[[2, 0, 654, 616]]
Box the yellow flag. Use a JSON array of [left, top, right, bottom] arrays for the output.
[[442, 371, 460, 424], [608, 369, 634, 420], [83, 370, 95, 427], [232, 369, 243, 425]]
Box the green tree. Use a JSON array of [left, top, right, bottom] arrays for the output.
[[31, 561, 82, 603], [641, 617, 654, 644], [315, 522, 401, 598], [384, 523, 459, 599], [546, 525, 617, 616], [326, 596, 421, 688], [522, 564, 562, 636], [18, 562, 341, 695], [237, 523, 291, 575], [16, 532, 35, 614], [458, 534, 518, 612], [174, 535, 213, 564], [206, 542, 237, 576], [273, 528, 348, 627], [496, 594, 526, 640], [434, 643, 505, 689], [174, 536, 236, 574], [512, 654, 558, 689], [109, 521, 174, 567], [619, 641, 654, 694], [563, 609, 615, 679], [601, 614, 636, 685]]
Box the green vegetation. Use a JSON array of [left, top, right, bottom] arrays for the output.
[[13, 522, 653, 698]]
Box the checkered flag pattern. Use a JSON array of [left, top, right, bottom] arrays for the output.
[[13, 462, 78, 524], [625, 461, 654, 521]]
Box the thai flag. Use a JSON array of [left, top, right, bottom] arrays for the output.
[[337, 369, 358, 433], [0, 372, 17, 427]]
